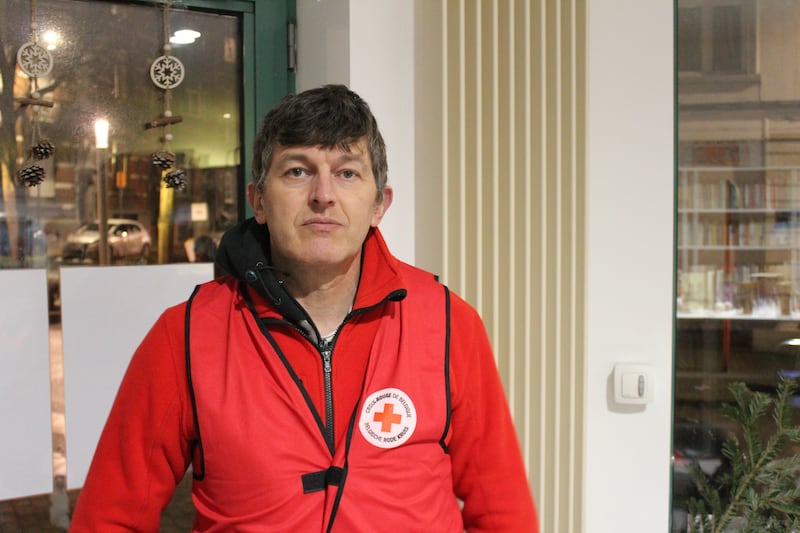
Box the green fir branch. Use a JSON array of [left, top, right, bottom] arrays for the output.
[[687, 377, 800, 533]]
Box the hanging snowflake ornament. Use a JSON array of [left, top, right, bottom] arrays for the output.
[[163, 168, 187, 190], [31, 139, 55, 160], [14, 9, 57, 189], [16, 41, 53, 78], [150, 55, 185, 90], [17, 165, 46, 187], [146, 1, 187, 194]]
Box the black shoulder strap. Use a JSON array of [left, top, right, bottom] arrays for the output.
[[184, 284, 206, 480], [439, 285, 452, 453]]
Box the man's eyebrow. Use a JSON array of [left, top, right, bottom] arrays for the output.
[[332, 152, 369, 167], [273, 149, 369, 168], [273, 151, 311, 167]]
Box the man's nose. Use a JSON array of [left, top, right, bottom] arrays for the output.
[[310, 170, 335, 205]]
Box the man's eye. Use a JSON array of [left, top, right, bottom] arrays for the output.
[[288, 168, 305, 178], [340, 170, 356, 179]]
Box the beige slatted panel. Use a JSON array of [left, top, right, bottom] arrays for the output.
[[415, 1, 586, 531]]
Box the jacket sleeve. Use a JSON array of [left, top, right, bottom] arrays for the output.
[[69, 303, 194, 532], [447, 294, 539, 533]]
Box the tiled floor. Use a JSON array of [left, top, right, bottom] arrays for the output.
[[0, 472, 194, 532]]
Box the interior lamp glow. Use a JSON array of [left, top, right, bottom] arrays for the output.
[[43, 30, 59, 50], [94, 119, 109, 149], [170, 29, 201, 44]]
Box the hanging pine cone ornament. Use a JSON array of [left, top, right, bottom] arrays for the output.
[[152, 151, 175, 169], [164, 168, 186, 190], [17, 165, 45, 187], [31, 139, 55, 160]]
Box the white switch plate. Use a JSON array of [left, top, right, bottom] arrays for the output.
[[613, 364, 654, 405]]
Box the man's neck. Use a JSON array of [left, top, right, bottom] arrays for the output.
[[276, 258, 360, 337]]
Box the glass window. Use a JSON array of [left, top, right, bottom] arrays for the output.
[[0, 0, 292, 509], [678, 8, 703, 72], [674, 1, 800, 530], [711, 5, 743, 72], [1, 0, 243, 310], [677, 0, 754, 75]]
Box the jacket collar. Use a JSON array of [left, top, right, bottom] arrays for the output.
[[215, 218, 407, 324]]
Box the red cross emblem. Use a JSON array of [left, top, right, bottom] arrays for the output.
[[373, 403, 402, 432]]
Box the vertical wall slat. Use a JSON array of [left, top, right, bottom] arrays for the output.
[[474, 1, 485, 316], [491, 0, 502, 365], [416, 1, 586, 530], [458, 1, 467, 296], [504, 0, 517, 409], [521, 0, 534, 481], [566, 2, 578, 529], [536, 0, 551, 522], [553, 0, 564, 529]]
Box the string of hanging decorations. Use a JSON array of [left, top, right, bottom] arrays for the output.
[[147, 0, 187, 191], [15, 0, 55, 188]]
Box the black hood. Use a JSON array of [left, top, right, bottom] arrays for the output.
[[215, 217, 271, 282], [215, 217, 310, 327]]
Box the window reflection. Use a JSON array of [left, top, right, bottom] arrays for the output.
[[0, 0, 241, 311], [674, 1, 800, 530], [677, 0, 754, 76]]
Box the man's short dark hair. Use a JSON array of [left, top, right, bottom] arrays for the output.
[[252, 84, 389, 201]]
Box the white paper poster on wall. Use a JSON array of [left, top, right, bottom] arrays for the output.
[[0, 269, 53, 500], [61, 263, 212, 489]]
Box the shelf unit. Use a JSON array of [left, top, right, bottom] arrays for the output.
[[676, 166, 800, 386], [677, 166, 800, 319]]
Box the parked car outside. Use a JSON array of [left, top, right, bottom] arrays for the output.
[[62, 218, 152, 263]]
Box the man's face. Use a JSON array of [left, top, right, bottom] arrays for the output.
[[250, 139, 392, 273]]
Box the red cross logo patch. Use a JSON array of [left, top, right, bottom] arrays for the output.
[[359, 387, 417, 449]]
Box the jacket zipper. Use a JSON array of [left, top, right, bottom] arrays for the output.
[[257, 288, 407, 452], [320, 342, 334, 448], [316, 290, 407, 450]]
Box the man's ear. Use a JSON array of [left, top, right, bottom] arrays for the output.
[[248, 182, 267, 223], [371, 186, 393, 227]]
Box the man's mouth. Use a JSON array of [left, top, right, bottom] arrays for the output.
[[303, 217, 341, 230]]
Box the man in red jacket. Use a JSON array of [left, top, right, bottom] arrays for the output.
[[71, 84, 538, 532]]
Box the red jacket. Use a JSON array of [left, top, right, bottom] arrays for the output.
[[185, 262, 462, 531], [70, 225, 538, 532]]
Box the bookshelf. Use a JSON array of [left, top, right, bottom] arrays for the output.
[[676, 166, 800, 396], [677, 166, 800, 320]]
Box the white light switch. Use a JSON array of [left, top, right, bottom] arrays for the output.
[[613, 364, 653, 405]]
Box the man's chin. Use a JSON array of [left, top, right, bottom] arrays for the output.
[[303, 249, 361, 270]]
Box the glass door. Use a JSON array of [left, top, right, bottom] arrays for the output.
[[673, 1, 800, 530]]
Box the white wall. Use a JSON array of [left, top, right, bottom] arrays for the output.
[[296, 0, 416, 264], [585, 1, 675, 531]]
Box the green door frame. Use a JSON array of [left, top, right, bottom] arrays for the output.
[[244, 0, 297, 217]]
